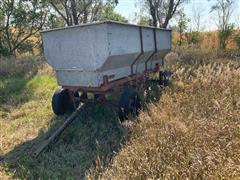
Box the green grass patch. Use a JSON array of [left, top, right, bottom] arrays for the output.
[[0, 75, 57, 113], [0, 65, 128, 179]]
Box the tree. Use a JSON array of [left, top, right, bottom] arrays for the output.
[[137, 15, 151, 26], [211, 0, 235, 49], [183, 6, 203, 47], [134, 8, 151, 26], [176, 10, 189, 46], [185, 31, 202, 46], [191, 5, 205, 32], [141, 0, 185, 28], [0, 0, 50, 56], [46, 14, 65, 29], [96, 2, 127, 22], [48, 0, 119, 26]]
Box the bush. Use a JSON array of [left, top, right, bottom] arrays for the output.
[[218, 25, 234, 49], [185, 31, 202, 46]]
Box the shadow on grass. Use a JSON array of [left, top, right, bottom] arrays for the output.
[[1, 83, 164, 179], [0, 76, 34, 111]]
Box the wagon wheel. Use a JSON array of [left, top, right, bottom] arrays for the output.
[[159, 71, 172, 86], [118, 87, 141, 121], [158, 71, 165, 86], [68, 91, 80, 112], [52, 88, 79, 115]]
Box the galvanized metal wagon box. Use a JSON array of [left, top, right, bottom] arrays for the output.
[[42, 21, 171, 88], [41, 21, 171, 120], [34, 21, 172, 155]]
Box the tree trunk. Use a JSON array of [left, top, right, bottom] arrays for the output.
[[70, 0, 78, 25], [162, 0, 174, 28], [149, 0, 157, 27]]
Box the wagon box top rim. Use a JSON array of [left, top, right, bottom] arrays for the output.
[[40, 20, 172, 34]]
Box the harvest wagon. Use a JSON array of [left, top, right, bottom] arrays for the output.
[[42, 21, 172, 120], [34, 21, 172, 156]]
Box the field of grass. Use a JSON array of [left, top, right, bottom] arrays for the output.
[[0, 50, 239, 179]]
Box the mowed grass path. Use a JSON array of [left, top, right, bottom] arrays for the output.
[[0, 52, 240, 179]]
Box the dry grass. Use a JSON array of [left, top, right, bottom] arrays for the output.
[[89, 52, 240, 179], [0, 50, 240, 179], [0, 56, 46, 77], [175, 48, 240, 65], [172, 31, 240, 49]]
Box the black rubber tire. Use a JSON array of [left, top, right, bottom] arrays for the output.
[[52, 88, 69, 115], [52, 88, 79, 115], [159, 71, 167, 86], [118, 87, 141, 121]]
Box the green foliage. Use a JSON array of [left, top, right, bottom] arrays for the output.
[[177, 12, 188, 33], [136, 14, 150, 26], [134, 7, 151, 26], [96, 3, 127, 22], [0, 8, 3, 26], [46, 14, 65, 29], [48, 0, 122, 26], [210, 0, 235, 49], [17, 40, 34, 54], [176, 11, 189, 46], [218, 24, 234, 49], [0, 0, 51, 56], [185, 31, 202, 45], [0, 46, 10, 57], [0, 0, 126, 57]]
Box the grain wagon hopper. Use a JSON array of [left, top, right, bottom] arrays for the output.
[[35, 21, 172, 156], [42, 21, 171, 118]]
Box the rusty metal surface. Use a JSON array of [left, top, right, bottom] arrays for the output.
[[63, 73, 145, 94]]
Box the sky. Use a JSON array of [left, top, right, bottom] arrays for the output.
[[115, 0, 240, 31]]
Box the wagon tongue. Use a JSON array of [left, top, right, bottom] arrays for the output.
[[33, 103, 89, 157]]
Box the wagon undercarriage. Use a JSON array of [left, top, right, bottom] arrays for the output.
[[52, 69, 169, 120]]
